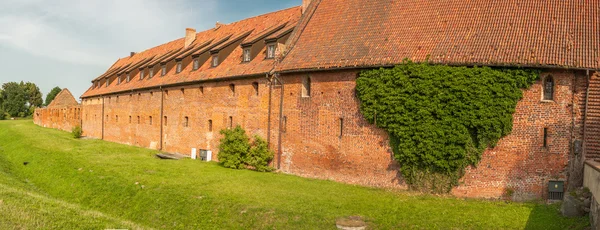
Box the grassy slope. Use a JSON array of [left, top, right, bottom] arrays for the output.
[[0, 120, 589, 229]]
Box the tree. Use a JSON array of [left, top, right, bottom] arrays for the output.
[[25, 82, 43, 109], [1, 82, 28, 117], [45, 86, 62, 106]]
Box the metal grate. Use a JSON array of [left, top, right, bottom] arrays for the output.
[[548, 191, 564, 200]]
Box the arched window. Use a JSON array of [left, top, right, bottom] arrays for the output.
[[543, 76, 554, 101]]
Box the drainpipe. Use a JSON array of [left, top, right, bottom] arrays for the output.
[[101, 96, 105, 140], [582, 70, 591, 158], [267, 73, 273, 148], [160, 86, 164, 151], [273, 73, 285, 169]]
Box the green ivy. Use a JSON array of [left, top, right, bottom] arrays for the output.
[[356, 61, 539, 193]]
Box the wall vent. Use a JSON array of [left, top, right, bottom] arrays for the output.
[[548, 180, 564, 200]]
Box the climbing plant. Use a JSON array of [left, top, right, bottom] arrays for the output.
[[356, 61, 539, 193]]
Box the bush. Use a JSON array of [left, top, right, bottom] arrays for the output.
[[0, 110, 5, 120], [356, 60, 538, 193], [218, 126, 250, 169], [247, 136, 275, 172], [71, 125, 82, 138]]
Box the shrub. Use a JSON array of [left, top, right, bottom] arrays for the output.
[[0, 110, 5, 120], [71, 125, 82, 138], [356, 60, 538, 193], [247, 135, 275, 172], [218, 125, 250, 169]]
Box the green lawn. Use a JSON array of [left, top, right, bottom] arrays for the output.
[[0, 120, 589, 229]]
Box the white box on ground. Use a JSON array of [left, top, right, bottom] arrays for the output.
[[191, 148, 197, 160]]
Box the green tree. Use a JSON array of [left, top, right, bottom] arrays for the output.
[[45, 86, 62, 106], [1, 82, 28, 117], [25, 82, 43, 110]]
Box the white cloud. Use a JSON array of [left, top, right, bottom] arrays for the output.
[[0, 0, 217, 66]]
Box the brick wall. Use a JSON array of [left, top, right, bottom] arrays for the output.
[[34, 105, 81, 132], [278, 69, 584, 200], [36, 68, 587, 200]]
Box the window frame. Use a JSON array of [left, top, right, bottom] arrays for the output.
[[266, 44, 276, 59], [161, 64, 167, 76], [211, 55, 219, 67], [542, 75, 554, 101], [193, 58, 200, 70], [243, 48, 251, 62], [176, 61, 182, 73]]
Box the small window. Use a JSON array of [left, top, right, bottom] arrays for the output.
[[228, 116, 233, 129], [339, 118, 344, 137], [137, 116, 140, 124], [161, 65, 167, 76], [150, 91, 154, 97], [116, 115, 119, 122], [267, 44, 276, 59], [149, 68, 154, 78], [543, 127, 548, 148], [243, 48, 251, 62], [302, 76, 311, 97], [181, 88, 185, 94], [106, 79, 109, 87], [129, 116, 132, 123], [199, 86, 204, 95], [282, 116, 287, 133], [117, 76, 122, 84], [543, 76, 554, 101], [126, 74, 131, 82], [149, 116, 153, 125], [176, 62, 182, 73], [140, 70, 144, 80], [208, 120, 213, 131], [184, 116, 189, 127], [212, 55, 219, 67], [193, 58, 200, 70], [164, 116, 168, 126], [252, 82, 259, 96], [229, 84, 235, 95]]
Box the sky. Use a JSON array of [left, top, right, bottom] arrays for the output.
[[0, 0, 299, 101]]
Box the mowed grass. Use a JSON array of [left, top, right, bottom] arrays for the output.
[[0, 120, 589, 229]]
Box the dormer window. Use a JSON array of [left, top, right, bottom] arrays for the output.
[[193, 58, 200, 70], [106, 79, 109, 87], [267, 44, 276, 59], [126, 74, 131, 82], [117, 76, 122, 85], [212, 55, 219, 67], [95, 81, 99, 88], [140, 70, 144, 80], [161, 65, 166, 76], [176, 62, 182, 73], [243, 48, 251, 62], [149, 68, 154, 78]]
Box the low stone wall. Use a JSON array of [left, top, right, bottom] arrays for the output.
[[584, 160, 600, 229]]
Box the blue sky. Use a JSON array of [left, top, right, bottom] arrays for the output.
[[0, 0, 299, 100]]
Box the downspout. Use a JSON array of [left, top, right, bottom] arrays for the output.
[[267, 73, 273, 148], [160, 86, 164, 151], [273, 73, 285, 169], [582, 70, 591, 158], [101, 96, 105, 140]]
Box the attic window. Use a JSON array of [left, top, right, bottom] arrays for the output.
[[212, 55, 219, 67], [117, 76, 122, 84], [252, 82, 259, 95], [229, 84, 235, 95], [161, 65, 167, 76], [106, 79, 109, 87], [267, 44, 276, 59], [140, 70, 144, 80], [243, 48, 251, 62], [176, 61, 182, 73], [126, 74, 131, 83], [149, 68, 154, 78], [193, 58, 200, 70]]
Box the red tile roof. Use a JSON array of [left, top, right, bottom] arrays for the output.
[[279, 0, 600, 72], [82, 6, 301, 98]]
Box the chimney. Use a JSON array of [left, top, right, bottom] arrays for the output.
[[130, 52, 136, 57], [185, 28, 196, 48], [302, 0, 312, 13]]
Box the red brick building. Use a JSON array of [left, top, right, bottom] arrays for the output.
[[35, 0, 600, 200]]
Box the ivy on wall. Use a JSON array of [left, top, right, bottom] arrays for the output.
[[356, 61, 539, 193]]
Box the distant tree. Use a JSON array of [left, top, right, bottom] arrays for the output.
[[25, 82, 43, 109], [1, 82, 28, 117], [45, 86, 62, 106]]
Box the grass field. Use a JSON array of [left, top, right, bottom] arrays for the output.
[[0, 120, 590, 229]]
